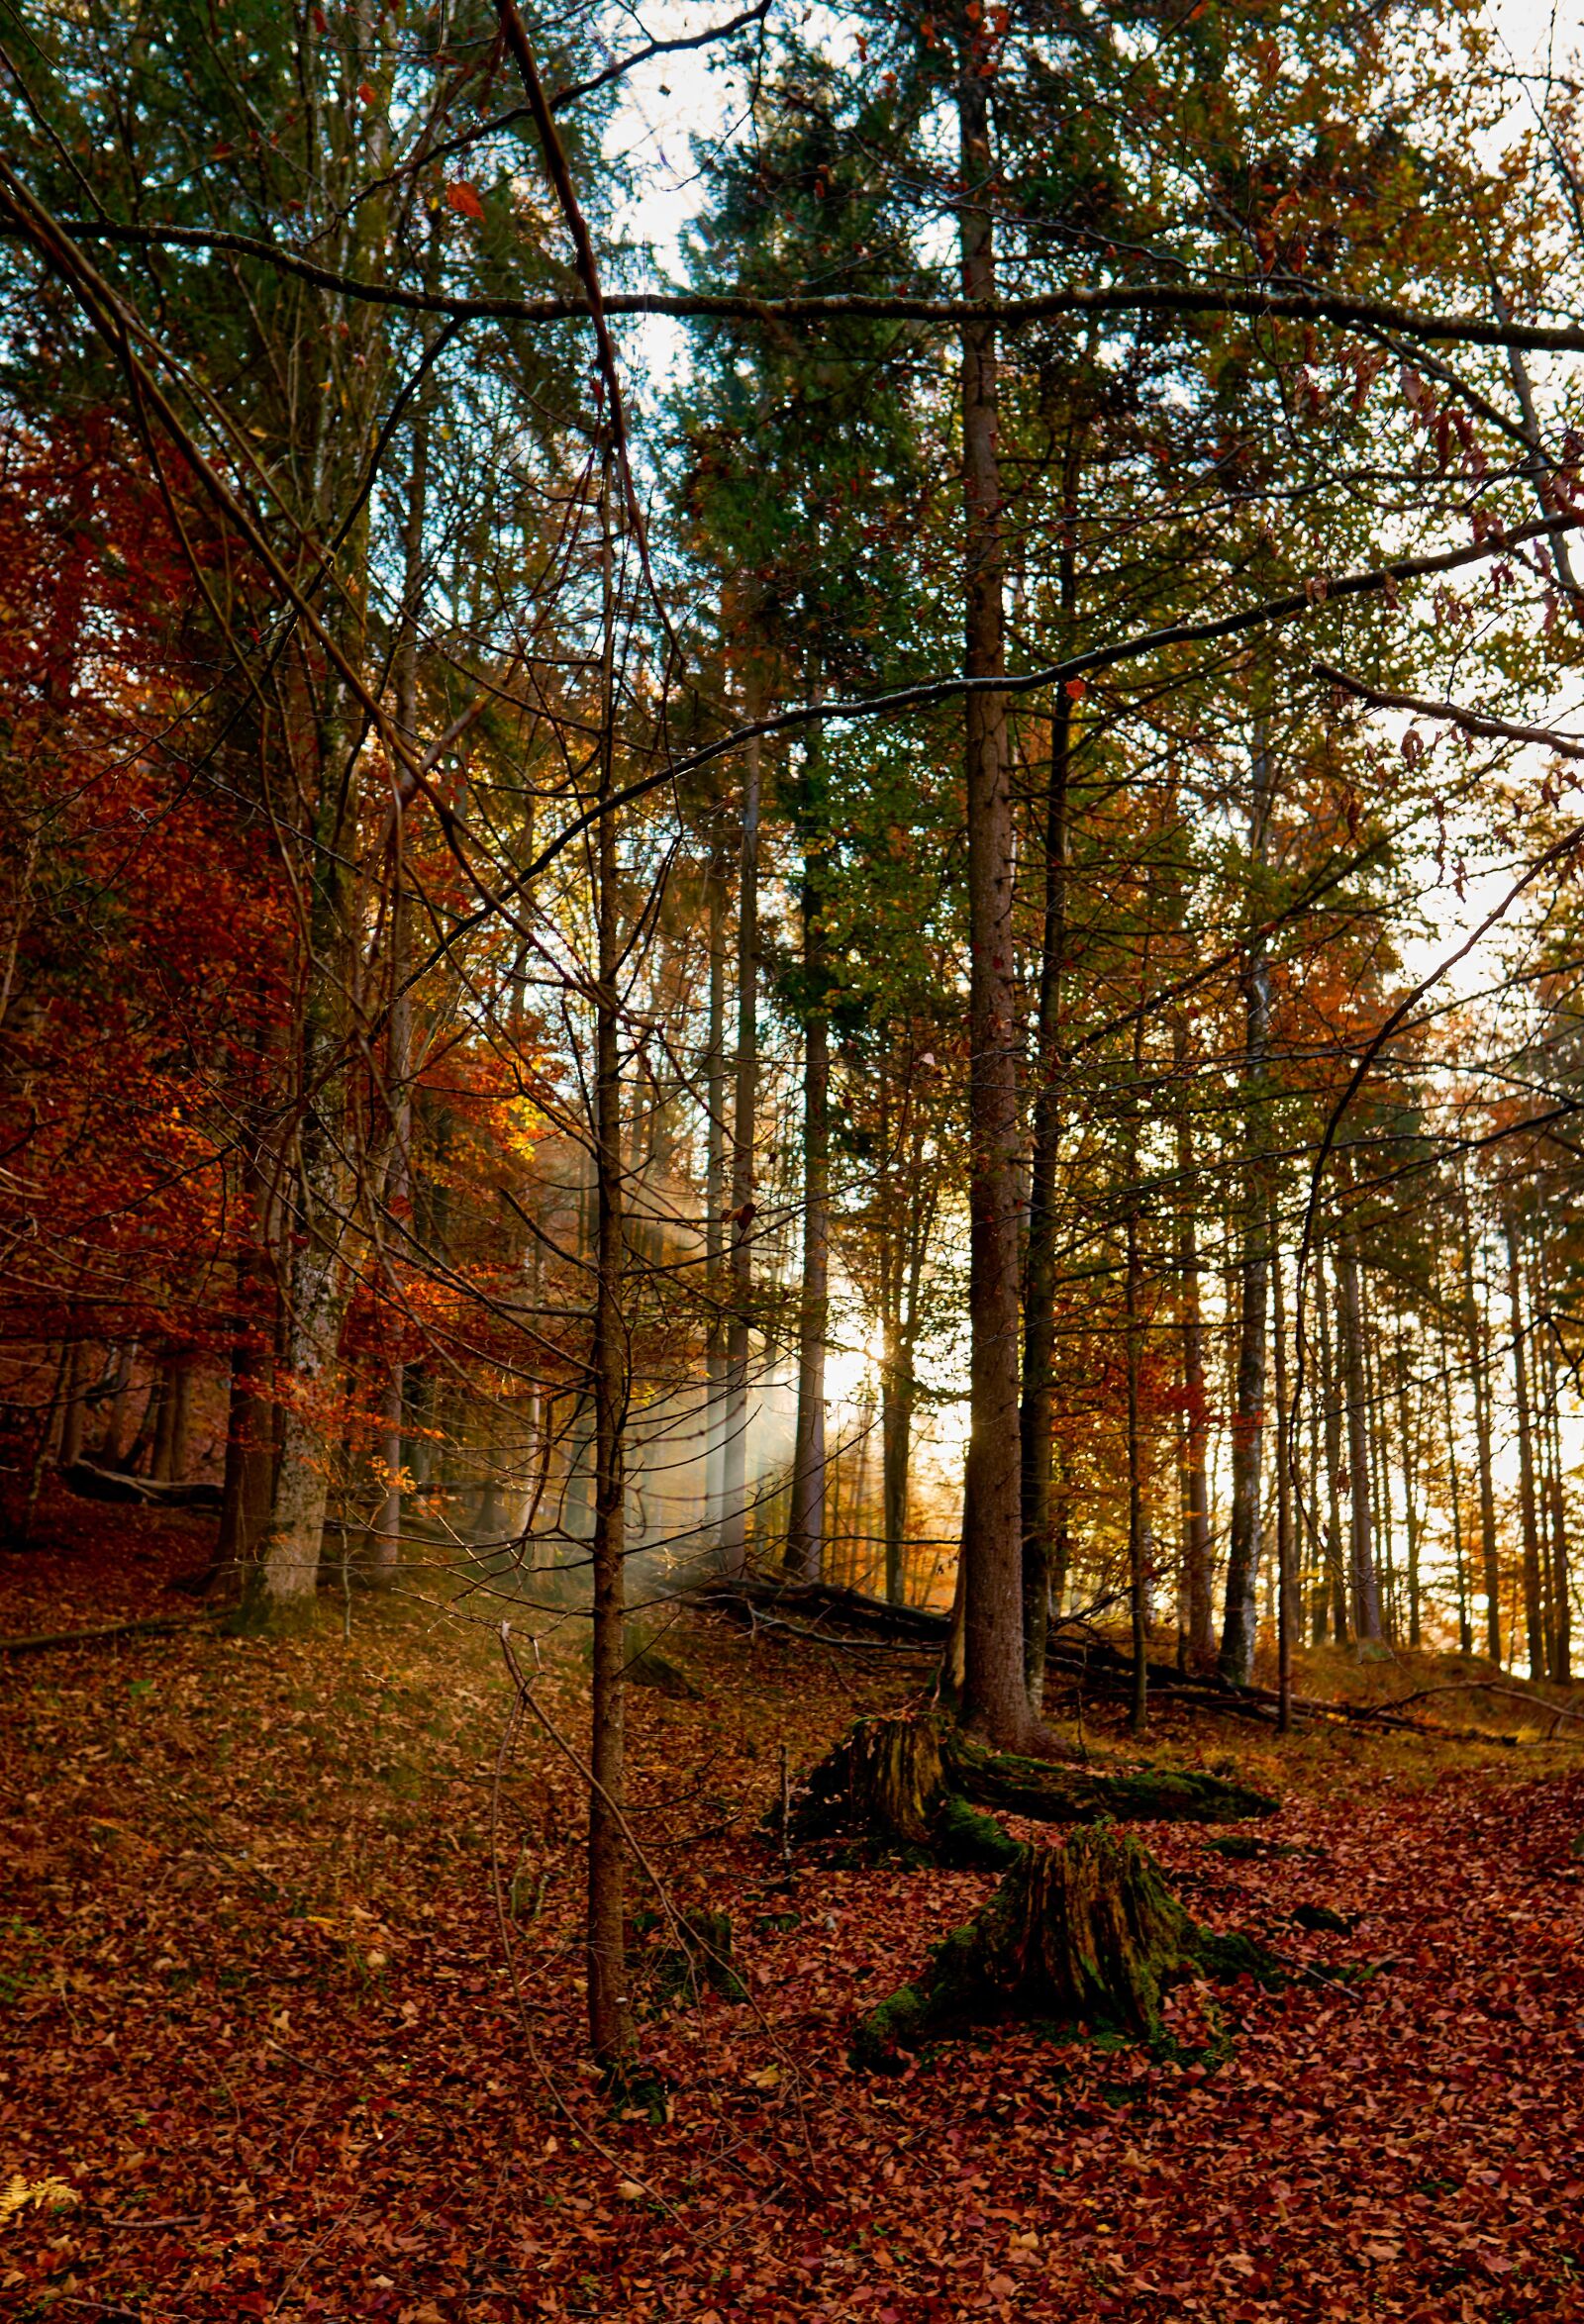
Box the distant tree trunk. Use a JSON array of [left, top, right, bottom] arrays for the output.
[[372, 356, 431, 1590], [1219, 1130, 1268, 1681], [373, 887, 411, 1591], [1395, 1326, 1422, 1649], [1336, 1212, 1383, 1644], [1534, 1231, 1571, 1684], [16, 1341, 69, 1546], [1021, 502, 1077, 1707], [1316, 1252, 1349, 1644], [58, 1341, 88, 1470], [1218, 725, 1273, 1688], [1304, 1331, 1326, 1643], [1269, 1212, 1294, 1727], [1439, 1318, 1472, 1655], [1362, 1274, 1396, 1641], [149, 1351, 192, 1485], [1051, 1461, 1072, 1619], [217, 1242, 277, 1579], [1505, 1212, 1545, 1679], [1126, 1203, 1148, 1737], [955, 29, 1030, 1746], [703, 852, 729, 1536], [718, 720, 760, 1579], [882, 1357, 914, 1607], [1460, 1186, 1502, 1664], [787, 688, 829, 1583], [101, 1341, 138, 1464], [1175, 1069, 1214, 1668], [137, 1364, 166, 1480]]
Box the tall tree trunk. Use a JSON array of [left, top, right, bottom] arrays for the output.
[[1460, 1186, 1502, 1663], [1218, 725, 1273, 1687], [1362, 1271, 1396, 1642], [1316, 1252, 1350, 1644], [718, 719, 760, 1578], [1534, 1230, 1571, 1683], [1395, 1326, 1422, 1649], [149, 1351, 192, 1484], [587, 444, 633, 2074], [955, 23, 1030, 1746], [17, 1342, 69, 1548], [1504, 1212, 1545, 1680], [374, 877, 411, 1590], [703, 853, 729, 1537], [882, 1358, 913, 1606], [218, 1281, 277, 1581], [786, 687, 829, 1581], [1175, 1038, 1214, 1669], [1126, 1202, 1148, 1737], [1304, 1321, 1326, 1644], [1336, 1212, 1383, 1644], [372, 309, 434, 1589], [57, 1341, 88, 1471], [1020, 494, 1078, 1705], [1270, 1210, 1294, 1728], [1439, 1316, 1472, 1656], [103, 1341, 139, 1465]]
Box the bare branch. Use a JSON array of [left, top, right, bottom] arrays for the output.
[[1312, 660, 1584, 760], [26, 225, 1584, 355]]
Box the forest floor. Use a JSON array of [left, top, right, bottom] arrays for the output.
[[3, 1495, 1584, 2322]]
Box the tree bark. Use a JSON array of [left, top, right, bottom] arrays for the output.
[[371, 299, 433, 1589], [1460, 1184, 1502, 1663], [1218, 724, 1274, 1687], [1020, 521, 1077, 1706], [1175, 1041, 1214, 1668], [955, 22, 1030, 1746], [1336, 1213, 1383, 1644], [1270, 1211, 1294, 1728], [1505, 1212, 1545, 1680], [1126, 1203, 1148, 1737], [882, 1360, 913, 1606], [1534, 1230, 1571, 1683], [1395, 1326, 1422, 1650], [58, 1341, 88, 1471], [217, 1243, 277, 1581], [703, 851, 729, 1537], [718, 718, 760, 1579], [1439, 1316, 1472, 1656], [786, 686, 829, 1582], [1316, 1252, 1350, 1644], [586, 443, 633, 2074]]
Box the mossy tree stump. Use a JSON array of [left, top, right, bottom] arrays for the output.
[[854, 1827, 1281, 2066], [792, 1714, 1277, 1868]]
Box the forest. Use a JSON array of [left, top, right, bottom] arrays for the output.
[[3, 0, 1584, 2314]]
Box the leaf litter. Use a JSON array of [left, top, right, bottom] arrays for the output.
[[2, 1505, 1582, 2320]]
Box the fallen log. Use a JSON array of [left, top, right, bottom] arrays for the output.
[[0, 1612, 222, 1655], [853, 1826, 1284, 2066], [692, 1573, 948, 1644], [1044, 1636, 1561, 1746], [62, 1461, 223, 1512], [791, 1713, 1277, 1868]]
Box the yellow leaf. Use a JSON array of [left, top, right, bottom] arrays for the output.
[[0, 2174, 78, 2229]]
